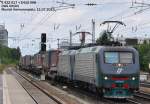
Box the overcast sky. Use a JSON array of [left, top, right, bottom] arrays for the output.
[[0, 0, 150, 55]]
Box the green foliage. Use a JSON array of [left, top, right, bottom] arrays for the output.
[[0, 64, 6, 73], [0, 64, 17, 73], [135, 44, 150, 72], [0, 45, 21, 65], [96, 30, 122, 46], [96, 31, 113, 45]]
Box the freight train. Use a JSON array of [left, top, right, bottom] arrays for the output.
[[19, 46, 140, 98]]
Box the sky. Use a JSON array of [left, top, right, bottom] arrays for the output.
[[0, 0, 150, 55]]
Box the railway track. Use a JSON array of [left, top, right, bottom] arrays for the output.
[[55, 81, 150, 104], [126, 99, 142, 104], [7, 68, 150, 104], [124, 91, 150, 104], [51, 77, 141, 104], [134, 91, 150, 101], [140, 81, 150, 87], [6, 69, 64, 104]]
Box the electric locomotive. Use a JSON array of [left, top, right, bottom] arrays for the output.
[[99, 46, 139, 98], [57, 46, 139, 98]]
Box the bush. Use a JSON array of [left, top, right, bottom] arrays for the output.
[[135, 44, 150, 72], [0, 45, 21, 65], [0, 64, 6, 73]]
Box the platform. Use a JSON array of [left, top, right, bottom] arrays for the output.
[[0, 75, 3, 104], [3, 72, 37, 104]]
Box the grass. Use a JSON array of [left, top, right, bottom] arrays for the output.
[[0, 64, 7, 73], [0, 64, 16, 74]]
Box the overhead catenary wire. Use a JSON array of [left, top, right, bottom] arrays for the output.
[[21, 3, 75, 39], [103, 1, 150, 28], [18, 1, 133, 40], [22, 12, 56, 38], [106, 8, 132, 20], [9, 1, 150, 53]]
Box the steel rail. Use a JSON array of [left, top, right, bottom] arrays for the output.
[[7, 69, 64, 104]]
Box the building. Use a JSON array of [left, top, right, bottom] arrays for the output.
[[116, 36, 150, 46], [125, 38, 138, 46], [0, 25, 8, 46], [60, 41, 81, 50]]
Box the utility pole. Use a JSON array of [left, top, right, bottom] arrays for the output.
[[72, 31, 92, 46], [19, 23, 24, 47], [92, 19, 96, 43], [70, 31, 72, 46]]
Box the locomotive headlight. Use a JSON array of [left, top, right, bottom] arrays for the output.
[[118, 63, 121, 67], [132, 77, 135, 80], [104, 76, 108, 80]]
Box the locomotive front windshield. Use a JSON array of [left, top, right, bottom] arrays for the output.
[[104, 52, 133, 64]]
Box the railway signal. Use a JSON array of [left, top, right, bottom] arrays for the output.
[[41, 33, 46, 43], [40, 33, 46, 52], [41, 43, 46, 52]]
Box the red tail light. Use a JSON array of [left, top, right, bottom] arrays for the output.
[[123, 84, 129, 89], [111, 77, 129, 80], [111, 84, 116, 88]]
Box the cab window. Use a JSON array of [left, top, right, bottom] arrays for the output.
[[104, 52, 119, 64], [104, 52, 133, 64], [120, 52, 133, 64]]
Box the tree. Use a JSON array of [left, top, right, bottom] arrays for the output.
[[0, 45, 21, 64], [96, 30, 122, 46], [17, 47, 21, 59], [11, 47, 21, 60], [96, 30, 113, 45], [135, 44, 150, 72]]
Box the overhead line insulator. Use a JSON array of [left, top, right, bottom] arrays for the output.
[[85, 3, 97, 6]]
